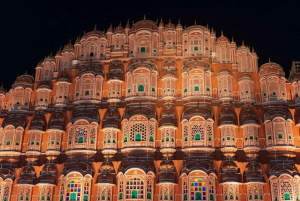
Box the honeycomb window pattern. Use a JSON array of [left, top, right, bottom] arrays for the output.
[[130, 123, 146, 142], [126, 178, 144, 199]]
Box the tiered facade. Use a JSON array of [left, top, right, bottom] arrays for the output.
[[0, 17, 300, 201]]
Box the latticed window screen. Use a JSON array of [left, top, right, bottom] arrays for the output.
[[280, 180, 293, 201], [147, 178, 153, 199], [149, 122, 155, 142], [182, 178, 188, 201], [191, 123, 205, 141], [48, 131, 62, 150], [123, 123, 129, 142], [97, 186, 112, 201], [28, 131, 42, 151], [126, 178, 144, 199], [56, 83, 69, 102], [130, 123, 146, 142], [38, 185, 53, 201], [272, 181, 279, 201], [18, 185, 32, 201], [118, 179, 124, 200], [206, 122, 213, 143], [208, 178, 214, 200], [60, 53, 73, 70], [75, 127, 88, 144], [96, 78, 102, 98], [3, 184, 11, 201], [294, 180, 300, 200]]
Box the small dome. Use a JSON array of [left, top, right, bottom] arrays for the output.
[[82, 29, 106, 39], [240, 107, 259, 125], [44, 55, 55, 63], [176, 19, 183, 29], [102, 105, 121, 129], [218, 106, 237, 126], [238, 73, 253, 82], [221, 160, 238, 172], [48, 110, 66, 130], [159, 160, 175, 172], [12, 74, 34, 89], [165, 20, 175, 29], [220, 160, 241, 183], [159, 103, 177, 127], [96, 161, 115, 185], [57, 73, 71, 83], [29, 113, 47, 131], [259, 62, 285, 77], [217, 67, 232, 76], [62, 162, 93, 176], [181, 159, 216, 176], [108, 61, 124, 81], [118, 161, 155, 174], [130, 19, 158, 33], [182, 104, 214, 121], [245, 162, 262, 172], [2, 113, 27, 129], [63, 42, 74, 52], [37, 81, 51, 90], [114, 23, 124, 33], [39, 164, 57, 185], [18, 165, 36, 185], [269, 162, 300, 178], [77, 63, 104, 77], [237, 44, 250, 52], [123, 104, 157, 120], [217, 34, 229, 42], [70, 107, 100, 124], [157, 160, 177, 184], [264, 106, 292, 122], [0, 167, 14, 181]]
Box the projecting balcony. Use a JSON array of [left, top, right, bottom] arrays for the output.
[[54, 97, 68, 107], [266, 138, 295, 152], [240, 94, 255, 103], [35, 101, 48, 110], [126, 91, 157, 100], [182, 139, 215, 153], [121, 141, 156, 153]]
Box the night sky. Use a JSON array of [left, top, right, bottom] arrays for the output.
[[0, 0, 299, 90]]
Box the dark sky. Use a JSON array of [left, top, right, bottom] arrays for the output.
[[0, 0, 299, 90]]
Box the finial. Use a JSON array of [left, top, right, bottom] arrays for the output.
[[269, 57, 271, 62], [178, 19, 181, 24], [103, 29, 105, 33], [221, 30, 223, 35], [110, 23, 112, 28], [144, 14, 146, 20], [160, 17, 163, 22], [242, 40, 244, 45], [1, 83, 3, 88], [231, 37, 234, 42], [119, 21, 121, 26], [184, 24, 186, 29], [94, 24, 97, 30], [194, 20, 197, 25], [127, 19, 129, 24], [211, 27, 214, 32], [69, 38, 72, 44], [156, 19, 158, 24], [132, 20, 135, 24], [25, 70, 27, 75], [84, 30, 85, 34], [206, 23, 209, 29]]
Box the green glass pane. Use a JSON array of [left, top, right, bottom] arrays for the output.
[[147, 193, 151, 199], [210, 194, 213, 200], [278, 133, 283, 139], [196, 192, 201, 200], [138, 85, 144, 92], [184, 194, 188, 200], [284, 194, 290, 200], [184, 88, 187, 92], [78, 137, 84, 143], [152, 87, 155, 92], [85, 91, 89, 95], [194, 86, 199, 91], [119, 193, 123, 199], [132, 190, 138, 198], [124, 137, 127, 142], [166, 137, 169, 141], [84, 195, 88, 201], [71, 192, 76, 200], [141, 47, 146, 52], [149, 136, 154, 142], [206, 87, 210, 91], [194, 46, 199, 51], [6, 141, 10, 145], [195, 134, 201, 140], [135, 133, 141, 141]]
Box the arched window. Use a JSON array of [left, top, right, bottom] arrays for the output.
[[0, 179, 12, 201], [60, 53, 73, 70], [47, 130, 62, 151], [55, 83, 69, 105], [17, 185, 32, 201], [130, 123, 146, 142], [103, 129, 117, 149], [59, 174, 92, 201], [181, 173, 216, 201], [191, 37, 202, 54], [97, 185, 112, 201], [27, 131, 42, 151], [0, 126, 23, 151], [67, 121, 98, 150], [38, 185, 53, 201]]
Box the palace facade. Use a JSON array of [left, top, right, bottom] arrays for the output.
[[0, 17, 299, 201]]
